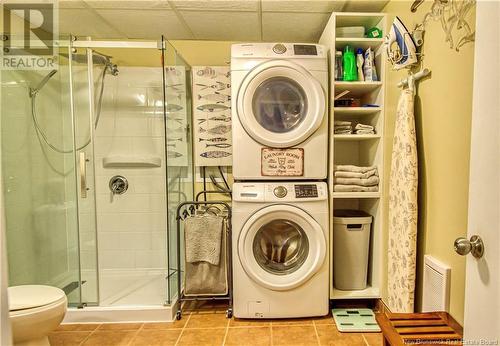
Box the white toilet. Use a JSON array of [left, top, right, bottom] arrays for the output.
[[8, 285, 67, 346]]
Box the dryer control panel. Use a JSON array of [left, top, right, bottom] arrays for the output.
[[233, 182, 327, 202]]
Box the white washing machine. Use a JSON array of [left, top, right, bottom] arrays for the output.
[[231, 43, 328, 180], [232, 182, 329, 318]]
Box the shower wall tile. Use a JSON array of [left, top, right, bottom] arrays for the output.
[[93, 67, 168, 272]]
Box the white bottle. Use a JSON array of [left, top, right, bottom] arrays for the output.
[[356, 48, 364, 81]]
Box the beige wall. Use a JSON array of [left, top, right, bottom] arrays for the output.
[[382, 0, 475, 325]]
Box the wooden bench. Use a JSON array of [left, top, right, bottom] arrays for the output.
[[376, 311, 463, 345]]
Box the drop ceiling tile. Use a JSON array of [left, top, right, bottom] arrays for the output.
[[262, 12, 330, 42], [95, 9, 193, 39], [59, 0, 88, 9], [180, 11, 260, 40], [342, 0, 389, 12], [261, 0, 346, 13], [59, 8, 124, 38], [170, 0, 259, 11], [84, 0, 171, 9]]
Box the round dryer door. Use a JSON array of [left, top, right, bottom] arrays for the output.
[[238, 205, 326, 291], [236, 60, 326, 148]]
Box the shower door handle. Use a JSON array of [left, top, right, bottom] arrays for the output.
[[80, 152, 88, 198]]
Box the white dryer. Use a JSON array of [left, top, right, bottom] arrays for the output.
[[231, 43, 328, 180], [232, 182, 329, 318]]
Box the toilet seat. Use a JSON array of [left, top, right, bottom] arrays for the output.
[[8, 285, 66, 311]]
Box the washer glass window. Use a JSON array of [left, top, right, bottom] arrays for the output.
[[251, 77, 308, 133], [252, 219, 309, 275]]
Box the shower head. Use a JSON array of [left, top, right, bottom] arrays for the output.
[[61, 51, 119, 76], [29, 69, 57, 97]]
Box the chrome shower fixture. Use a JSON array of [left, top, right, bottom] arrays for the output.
[[29, 69, 57, 97]]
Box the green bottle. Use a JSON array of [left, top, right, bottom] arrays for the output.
[[343, 45, 357, 81]]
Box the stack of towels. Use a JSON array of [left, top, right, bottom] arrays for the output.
[[333, 165, 379, 192], [334, 121, 376, 135], [354, 123, 375, 135], [334, 120, 352, 134]]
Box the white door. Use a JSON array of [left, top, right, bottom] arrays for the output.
[[238, 205, 326, 291], [236, 60, 325, 148], [461, 1, 500, 340]]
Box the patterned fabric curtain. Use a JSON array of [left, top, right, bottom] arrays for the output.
[[387, 89, 419, 312]]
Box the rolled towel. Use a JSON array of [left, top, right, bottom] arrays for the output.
[[334, 169, 378, 179], [334, 120, 352, 126], [334, 184, 379, 192], [334, 165, 378, 173], [334, 175, 379, 186]]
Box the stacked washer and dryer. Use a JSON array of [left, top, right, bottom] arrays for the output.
[[231, 43, 330, 318]]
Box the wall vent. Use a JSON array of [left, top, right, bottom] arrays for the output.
[[422, 255, 451, 312]]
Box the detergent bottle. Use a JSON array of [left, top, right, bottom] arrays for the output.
[[342, 45, 357, 81]]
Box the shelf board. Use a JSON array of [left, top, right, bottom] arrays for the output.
[[332, 192, 381, 199], [335, 37, 384, 50], [330, 286, 380, 300], [333, 107, 382, 115], [334, 134, 380, 141], [334, 81, 383, 93]]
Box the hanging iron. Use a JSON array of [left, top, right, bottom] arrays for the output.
[[385, 16, 419, 70]]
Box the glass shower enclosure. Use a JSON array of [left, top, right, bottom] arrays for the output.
[[1, 36, 194, 313]]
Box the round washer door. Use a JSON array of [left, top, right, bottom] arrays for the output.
[[238, 205, 326, 291], [236, 60, 326, 148]]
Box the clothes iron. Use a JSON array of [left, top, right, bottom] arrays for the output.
[[385, 16, 419, 70]]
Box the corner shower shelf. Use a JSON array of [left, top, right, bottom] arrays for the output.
[[103, 155, 162, 168]]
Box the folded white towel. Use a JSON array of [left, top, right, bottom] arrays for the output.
[[185, 214, 223, 265], [355, 129, 375, 135], [334, 169, 378, 179], [334, 165, 378, 173], [355, 123, 374, 131], [334, 175, 380, 186], [334, 184, 379, 192]]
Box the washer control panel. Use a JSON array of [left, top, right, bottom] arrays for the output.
[[294, 184, 318, 198], [272, 43, 287, 54], [273, 186, 288, 198]]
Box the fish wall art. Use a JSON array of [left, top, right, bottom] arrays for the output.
[[193, 66, 232, 167]]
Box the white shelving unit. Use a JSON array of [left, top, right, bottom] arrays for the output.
[[319, 12, 387, 300]]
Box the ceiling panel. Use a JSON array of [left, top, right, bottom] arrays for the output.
[[170, 0, 259, 11], [95, 9, 193, 39], [342, 0, 389, 12], [180, 11, 260, 41], [84, 0, 170, 9], [261, 0, 346, 13], [59, 8, 124, 38], [262, 12, 330, 42]]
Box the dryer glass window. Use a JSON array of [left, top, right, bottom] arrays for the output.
[[252, 77, 308, 133], [252, 219, 309, 275]]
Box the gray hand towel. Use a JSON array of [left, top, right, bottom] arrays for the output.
[[185, 214, 223, 265]]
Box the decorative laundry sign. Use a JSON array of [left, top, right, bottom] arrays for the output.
[[261, 148, 304, 176]]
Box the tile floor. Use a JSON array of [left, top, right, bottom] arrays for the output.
[[49, 311, 384, 346]]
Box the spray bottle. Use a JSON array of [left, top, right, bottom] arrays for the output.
[[356, 48, 364, 81]]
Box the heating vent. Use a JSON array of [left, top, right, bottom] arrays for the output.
[[422, 255, 451, 312]]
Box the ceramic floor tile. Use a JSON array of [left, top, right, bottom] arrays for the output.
[[229, 318, 271, 327], [313, 315, 335, 325], [272, 325, 319, 345], [176, 328, 226, 346], [82, 330, 137, 346], [55, 324, 101, 331], [225, 326, 271, 346], [131, 329, 182, 346], [272, 317, 314, 326], [363, 333, 384, 346], [48, 331, 91, 346], [185, 312, 228, 329], [97, 323, 143, 330], [316, 324, 366, 346], [142, 319, 187, 329]]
